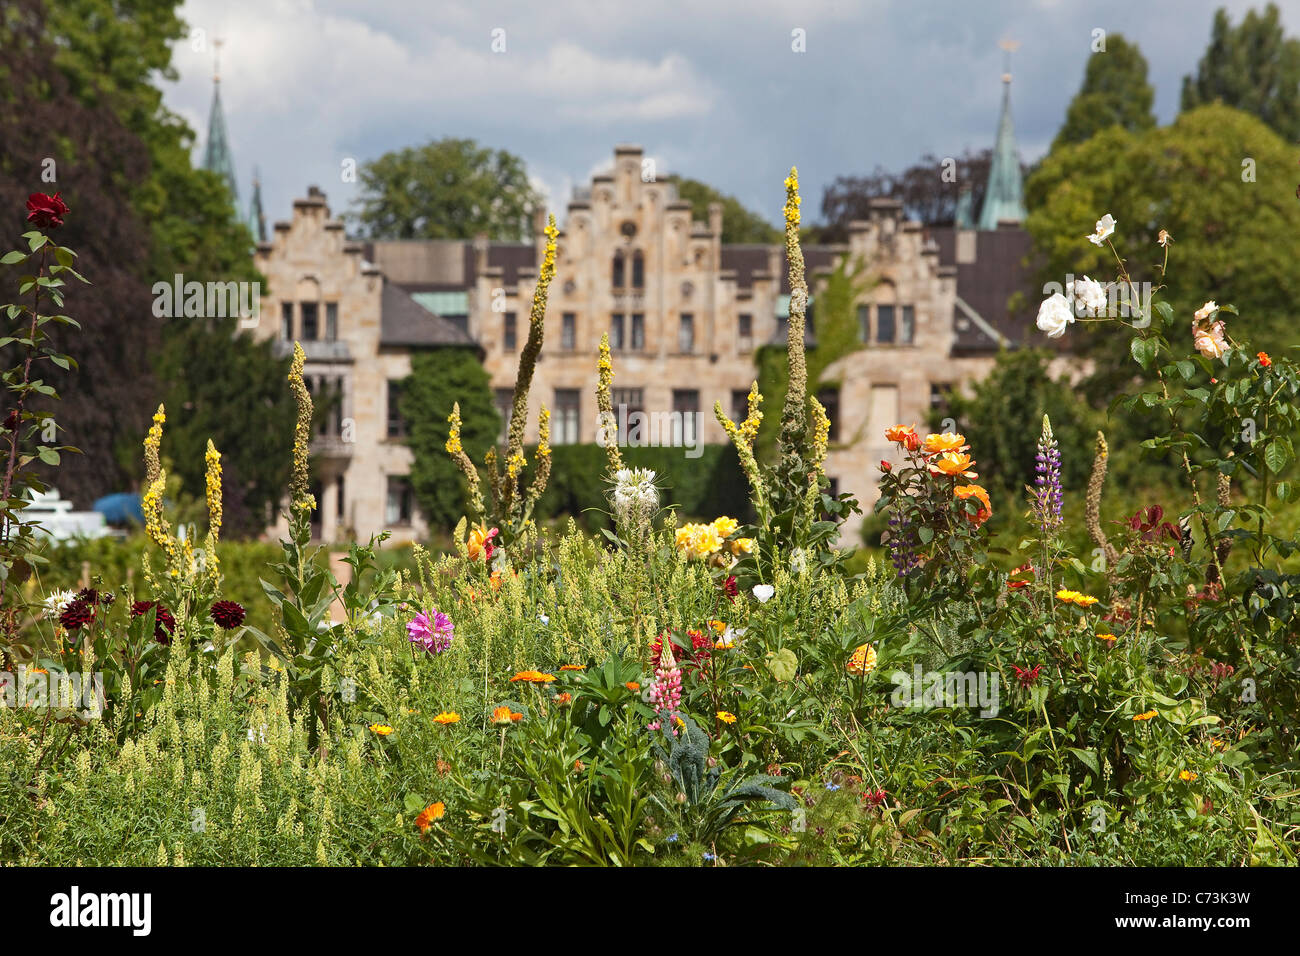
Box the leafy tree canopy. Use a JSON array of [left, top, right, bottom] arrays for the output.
[[818, 150, 1007, 241], [1182, 3, 1300, 142], [401, 348, 500, 531], [347, 138, 542, 241], [1053, 33, 1157, 149], [1024, 104, 1300, 400]]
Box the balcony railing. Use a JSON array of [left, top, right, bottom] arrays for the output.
[[273, 339, 351, 362]]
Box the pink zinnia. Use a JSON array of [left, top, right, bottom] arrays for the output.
[[407, 608, 454, 654]]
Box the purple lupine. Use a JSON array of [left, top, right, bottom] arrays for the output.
[[407, 608, 454, 655], [1033, 415, 1063, 534], [887, 512, 920, 576]]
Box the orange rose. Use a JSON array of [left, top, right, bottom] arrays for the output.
[[1258, 351, 1272, 368], [953, 484, 992, 527], [922, 432, 966, 454], [884, 424, 921, 451], [931, 452, 977, 478]]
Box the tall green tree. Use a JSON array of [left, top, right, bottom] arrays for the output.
[[667, 176, 780, 244], [401, 348, 500, 531], [1053, 34, 1156, 149], [0, 0, 297, 528], [347, 138, 542, 240], [1182, 3, 1300, 142], [1025, 104, 1300, 397]]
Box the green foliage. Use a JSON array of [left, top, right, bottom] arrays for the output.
[[153, 321, 295, 536], [755, 255, 868, 461], [402, 348, 500, 532], [1053, 33, 1157, 149], [667, 176, 781, 244], [346, 138, 542, 240], [1181, 3, 1300, 142], [1025, 105, 1300, 372], [943, 348, 1102, 502]]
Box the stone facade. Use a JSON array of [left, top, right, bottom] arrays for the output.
[[251, 188, 475, 545], [254, 147, 1037, 546]]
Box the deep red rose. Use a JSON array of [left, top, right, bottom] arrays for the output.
[[210, 600, 246, 630], [26, 192, 68, 229], [131, 600, 176, 644], [59, 598, 94, 630], [879, 460, 892, 472]]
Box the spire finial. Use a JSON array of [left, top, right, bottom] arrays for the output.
[[214, 36, 224, 84], [999, 38, 1019, 84]]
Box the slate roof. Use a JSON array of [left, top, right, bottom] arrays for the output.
[[929, 225, 1037, 354], [379, 281, 477, 349]]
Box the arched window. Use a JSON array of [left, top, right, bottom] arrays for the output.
[[631, 250, 644, 289], [612, 252, 625, 289]]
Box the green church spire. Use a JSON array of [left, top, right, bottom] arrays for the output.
[[201, 39, 240, 214], [248, 167, 267, 242], [977, 43, 1027, 230]]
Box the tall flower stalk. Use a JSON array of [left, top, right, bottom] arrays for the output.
[[447, 215, 558, 560]]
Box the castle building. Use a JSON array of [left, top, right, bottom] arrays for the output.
[[241, 76, 1035, 545]]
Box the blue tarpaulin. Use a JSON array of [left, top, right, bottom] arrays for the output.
[[92, 492, 144, 524]]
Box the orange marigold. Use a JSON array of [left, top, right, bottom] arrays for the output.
[[433, 712, 460, 725], [416, 802, 445, 833], [1133, 710, 1158, 721], [510, 670, 557, 683], [625, 681, 641, 692]]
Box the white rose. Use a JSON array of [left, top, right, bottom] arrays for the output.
[[1067, 276, 1109, 316], [1087, 214, 1116, 246], [1036, 292, 1074, 338], [752, 584, 775, 603], [1194, 300, 1218, 322]]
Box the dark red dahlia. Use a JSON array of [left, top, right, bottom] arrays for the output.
[[59, 598, 94, 630], [210, 600, 246, 630], [131, 600, 176, 644], [26, 192, 69, 229], [76, 587, 112, 606]]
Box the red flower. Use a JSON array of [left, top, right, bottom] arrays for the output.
[[59, 598, 94, 631], [1011, 664, 1042, 688], [1258, 351, 1272, 368], [1007, 562, 1034, 590], [723, 575, 738, 600], [879, 460, 892, 473], [26, 192, 68, 229], [77, 587, 112, 606], [131, 600, 177, 644], [860, 788, 887, 808], [210, 600, 246, 630]]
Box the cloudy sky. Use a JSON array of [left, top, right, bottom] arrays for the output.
[[162, 0, 1288, 232]]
